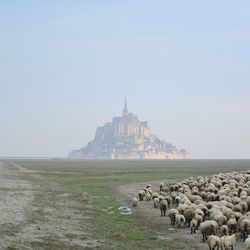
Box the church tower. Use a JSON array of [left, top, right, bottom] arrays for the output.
[[122, 95, 128, 117]]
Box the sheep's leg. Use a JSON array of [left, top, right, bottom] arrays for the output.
[[240, 231, 243, 238], [243, 231, 246, 240], [202, 234, 205, 243]]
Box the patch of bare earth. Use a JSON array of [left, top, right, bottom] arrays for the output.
[[117, 181, 245, 250], [0, 162, 101, 250]]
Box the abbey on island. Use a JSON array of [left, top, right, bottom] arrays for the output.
[[69, 97, 188, 159]]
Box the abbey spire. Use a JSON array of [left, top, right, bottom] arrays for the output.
[[122, 95, 128, 117]]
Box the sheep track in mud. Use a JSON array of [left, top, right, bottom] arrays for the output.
[[117, 181, 245, 250]]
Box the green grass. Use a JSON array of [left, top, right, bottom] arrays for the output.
[[47, 174, 176, 250], [14, 159, 250, 250]]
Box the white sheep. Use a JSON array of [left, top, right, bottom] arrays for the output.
[[159, 182, 164, 191], [190, 218, 197, 234], [145, 192, 151, 201], [207, 235, 220, 250], [194, 214, 203, 228], [153, 197, 159, 208], [222, 234, 237, 250], [227, 217, 237, 235], [175, 214, 186, 228], [132, 197, 138, 207], [220, 225, 229, 236], [168, 208, 179, 225], [159, 199, 168, 217], [138, 189, 145, 201], [152, 192, 159, 200], [245, 235, 250, 250], [210, 210, 227, 227], [200, 220, 218, 242]]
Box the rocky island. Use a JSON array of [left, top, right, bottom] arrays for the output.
[[69, 98, 188, 159]]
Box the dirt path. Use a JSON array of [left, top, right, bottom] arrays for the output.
[[0, 161, 101, 250], [117, 181, 245, 250]]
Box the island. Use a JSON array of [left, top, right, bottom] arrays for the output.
[[69, 97, 189, 159]]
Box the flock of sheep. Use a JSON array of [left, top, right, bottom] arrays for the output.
[[133, 170, 250, 250]]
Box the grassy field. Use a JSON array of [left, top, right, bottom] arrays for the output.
[[10, 159, 250, 249]]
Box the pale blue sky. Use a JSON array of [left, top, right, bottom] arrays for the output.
[[0, 1, 250, 158]]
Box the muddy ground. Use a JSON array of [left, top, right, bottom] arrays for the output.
[[117, 181, 245, 250], [0, 160, 246, 250], [0, 161, 101, 250]]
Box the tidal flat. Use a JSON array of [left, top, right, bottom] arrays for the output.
[[0, 159, 249, 249]]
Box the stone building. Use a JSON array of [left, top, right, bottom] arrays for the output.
[[69, 97, 188, 159], [112, 96, 150, 139]]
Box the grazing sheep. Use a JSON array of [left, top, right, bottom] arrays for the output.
[[207, 235, 220, 250], [239, 201, 248, 214], [159, 200, 168, 216], [227, 217, 237, 235], [220, 225, 229, 236], [168, 208, 179, 225], [184, 208, 195, 227], [233, 204, 243, 213], [134, 171, 250, 248], [222, 234, 237, 250], [197, 203, 208, 217], [153, 197, 159, 208], [145, 192, 151, 201], [146, 186, 152, 195], [177, 204, 189, 214], [195, 208, 205, 218], [152, 192, 159, 200], [210, 211, 227, 227], [194, 214, 203, 228], [240, 218, 250, 240], [190, 218, 197, 234], [160, 182, 164, 191], [245, 236, 250, 250], [132, 197, 138, 207], [175, 214, 186, 228], [138, 189, 145, 201], [200, 220, 218, 242], [220, 236, 226, 250], [233, 212, 242, 222], [165, 195, 173, 208]]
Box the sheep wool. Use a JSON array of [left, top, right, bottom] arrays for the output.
[[175, 214, 186, 228], [132, 197, 138, 207], [222, 234, 237, 250], [207, 235, 220, 250], [245, 236, 250, 250]]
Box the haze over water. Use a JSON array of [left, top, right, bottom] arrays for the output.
[[0, 1, 250, 159]]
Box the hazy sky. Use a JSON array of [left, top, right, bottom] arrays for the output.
[[0, 1, 250, 158]]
